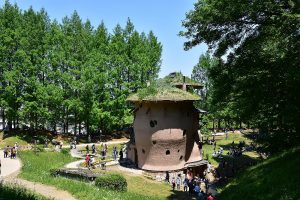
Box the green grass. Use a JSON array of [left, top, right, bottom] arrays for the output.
[[218, 148, 300, 200], [0, 183, 50, 200], [18, 150, 169, 200], [202, 132, 258, 166]]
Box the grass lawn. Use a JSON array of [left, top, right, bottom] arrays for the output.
[[0, 131, 28, 148], [218, 148, 300, 200], [78, 143, 124, 155], [18, 150, 178, 200], [202, 132, 259, 166]]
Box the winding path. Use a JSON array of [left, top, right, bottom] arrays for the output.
[[0, 150, 76, 200]]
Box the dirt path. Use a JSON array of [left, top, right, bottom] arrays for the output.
[[0, 150, 76, 200], [5, 176, 76, 200]]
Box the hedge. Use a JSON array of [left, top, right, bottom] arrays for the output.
[[95, 173, 127, 192]]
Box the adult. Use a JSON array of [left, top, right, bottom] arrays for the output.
[[3, 146, 8, 158], [86, 145, 89, 154], [92, 144, 96, 154], [188, 179, 194, 196], [165, 171, 170, 183], [119, 149, 123, 160], [176, 174, 181, 190], [204, 178, 209, 194], [101, 148, 105, 160], [171, 177, 176, 191]]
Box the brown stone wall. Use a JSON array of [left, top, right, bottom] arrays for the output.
[[128, 101, 202, 171]]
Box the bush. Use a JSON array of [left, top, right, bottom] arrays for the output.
[[95, 173, 127, 192], [50, 168, 103, 181]]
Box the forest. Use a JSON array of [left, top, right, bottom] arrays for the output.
[[0, 1, 162, 135]]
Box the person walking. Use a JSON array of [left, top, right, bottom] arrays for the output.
[[3, 146, 8, 158], [112, 146, 117, 160], [176, 174, 181, 190], [86, 145, 89, 154], [171, 177, 176, 191], [92, 144, 96, 154], [119, 149, 123, 160], [165, 171, 170, 183]]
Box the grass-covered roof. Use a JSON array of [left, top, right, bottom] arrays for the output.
[[127, 73, 201, 102], [165, 72, 202, 88]]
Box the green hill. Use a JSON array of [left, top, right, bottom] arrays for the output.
[[218, 148, 300, 200]]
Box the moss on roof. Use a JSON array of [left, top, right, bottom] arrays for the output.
[[165, 72, 202, 87], [127, 78, 200, 102]]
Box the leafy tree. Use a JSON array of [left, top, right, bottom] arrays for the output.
[[181, 0, 300, 151]]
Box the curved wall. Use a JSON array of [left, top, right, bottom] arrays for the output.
[[128, 101, 201, 171]]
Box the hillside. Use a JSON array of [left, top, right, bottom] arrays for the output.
[[218, 148, 300, 200]]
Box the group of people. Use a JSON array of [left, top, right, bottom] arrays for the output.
[[84, 144, 124, 169], [166, 170, 215, 200], [3, 143, 18, 159]]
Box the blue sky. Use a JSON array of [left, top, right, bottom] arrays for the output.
[[3, 0, 207, 78]]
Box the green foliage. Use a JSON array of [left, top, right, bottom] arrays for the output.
[[95, 173, 128, 192], [128, 74, 201, 101], [0, 183, 50, 200], [19, 151, 157, 200], [218, 148, 300, 200], [0, 2, 162, 134], [182, 0, 300, 151]]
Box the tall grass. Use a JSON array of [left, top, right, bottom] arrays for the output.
[[0, 182, 50, 200], [18, 151, 164, 200]]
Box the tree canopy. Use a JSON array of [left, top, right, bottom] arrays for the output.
[[0, 1, 162, 135], [181, 0, 300, 151]]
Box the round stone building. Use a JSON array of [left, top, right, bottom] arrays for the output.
[[126, 75, 207, 172]]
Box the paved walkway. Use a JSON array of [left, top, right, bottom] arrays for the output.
[[0, 150, 76, 200], [0, 152, 21, 178], [61, 139, 129, 149]]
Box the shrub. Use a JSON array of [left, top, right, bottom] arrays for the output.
[[60, 148, 69, 155], [50, 168, 103, 181], [95, 173, 127, 192]]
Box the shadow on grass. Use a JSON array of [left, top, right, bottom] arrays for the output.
[[167, 190, 197, 200], [3, 129, 55, 144], [218, 148, 300, 200]]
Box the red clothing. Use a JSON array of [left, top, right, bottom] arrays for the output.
[[85, 155, 90, 162], [207, 195, 214, 200]]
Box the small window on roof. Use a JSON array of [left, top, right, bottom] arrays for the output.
[[166, 150, 170, 155]]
